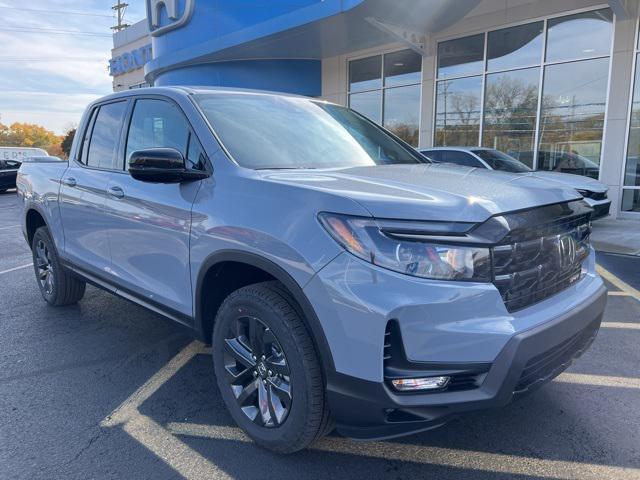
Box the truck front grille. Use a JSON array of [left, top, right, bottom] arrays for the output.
[[492, 212, 591, 312]]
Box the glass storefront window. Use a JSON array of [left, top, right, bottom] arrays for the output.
[[437, 34, 484, 79], [537, 57, 608, 178], [349, 55, 382, 92], [546, 9, 613, 62], [621, 189, 640, 212], [482, 67, 539, 164], [384, 84, 421, 146], [384, 50, 422, 87], [435, 76, 482, 146], [348, 49, 422, 146], [349, 90, 382, 124], [625, 55, 640, 187], [487, 22, 543, 71], [434, 8, 612, 178]]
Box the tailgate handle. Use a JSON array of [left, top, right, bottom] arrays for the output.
[[107, 185, 125, 199], [62, 177, 77, 187]]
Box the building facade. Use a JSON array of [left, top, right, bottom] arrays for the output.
[[111, 0, 640, 219], [110, 20, 152, 91]]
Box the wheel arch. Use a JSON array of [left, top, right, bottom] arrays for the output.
[[194, 250, 336, 376], [25, 207, 48, 248]]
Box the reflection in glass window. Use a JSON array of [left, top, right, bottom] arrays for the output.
[[435, 76, 482, 146], [538, 58, 608, 177], [487, 22, 543, 71], [349, 90, 382, 124], [624, 55, 640, 187], [348, 50, 422, 145], [87, 102, 128, 170], [546, 9, 613, 62], [482, 67, 539, 161], [126, 99, 190, 162], [349, 55, 382, 93], [437, 34, 484, 78], [621, 189, 640, 212], [384, 85, 421, 146], [384, 50, 422, 87]]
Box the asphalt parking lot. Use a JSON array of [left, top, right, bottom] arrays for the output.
[[0, 190, 639, 480]]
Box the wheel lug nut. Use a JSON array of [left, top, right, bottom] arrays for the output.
[[252, 355, 256, 360], [261, 355, 265, 360], [262, 379, 267, 384], [253, 371, 257, 377], [268, 370, 273, 376]]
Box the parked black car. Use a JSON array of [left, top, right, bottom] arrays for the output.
[[0, 160, 21, 193]]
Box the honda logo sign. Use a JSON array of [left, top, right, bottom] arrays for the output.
[[146, 0, 195, 37]]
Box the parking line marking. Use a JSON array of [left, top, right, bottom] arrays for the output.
[[166, 422, 640, 480], [0, 263, 32, 275], [557, 373, 640, 389], [601, 322, 640, 329], [124, 415, 232, 480], [597, 265, 640, 301], [101, 340, 204, 427], [607, 291, 633, 297]]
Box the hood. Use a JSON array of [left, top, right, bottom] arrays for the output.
[[259, 163, 583, 223], [524, 170, 607, 193]]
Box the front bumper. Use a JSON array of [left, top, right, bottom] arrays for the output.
[[327, 283, 606, 440]]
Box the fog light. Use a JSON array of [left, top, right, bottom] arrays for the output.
[[391, 376, 450, 392]]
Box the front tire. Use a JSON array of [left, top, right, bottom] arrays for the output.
[[212, 281, 331, 453], [32, 226, 86, 306]]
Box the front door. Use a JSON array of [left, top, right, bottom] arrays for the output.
[[102, 97, 206, 318]]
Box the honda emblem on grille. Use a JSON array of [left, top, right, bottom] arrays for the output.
[[557, 234, 577, 269]]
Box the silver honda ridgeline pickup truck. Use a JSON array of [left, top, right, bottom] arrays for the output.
[[17, 87, 606, 453]]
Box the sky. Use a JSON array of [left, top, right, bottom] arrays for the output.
[[0, 0, 146, 134]]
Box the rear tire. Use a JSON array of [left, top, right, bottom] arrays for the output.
[[32, 226, 86, 306], [212, 281, 331, 453]]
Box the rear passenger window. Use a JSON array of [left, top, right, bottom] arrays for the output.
[[87, 102, 127, 169], [442, 151, 484, 168], [126, 99, 190, 164], [79, 108, 98, 165]]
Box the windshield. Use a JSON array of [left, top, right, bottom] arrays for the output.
[[472, 149, 532, 173], [195, 93, 425, 170]]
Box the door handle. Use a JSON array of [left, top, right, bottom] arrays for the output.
[[107, 185, 125, 199], [62, 177, 77, 187]]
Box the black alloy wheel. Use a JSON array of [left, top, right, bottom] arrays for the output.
[[35, 238, 55, 295], [212, 281, 332, 453], [31, 226, 86, 306], [224, 315, 292, 427]]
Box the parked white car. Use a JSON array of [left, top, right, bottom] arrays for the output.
[[420, 147, 611, 219]]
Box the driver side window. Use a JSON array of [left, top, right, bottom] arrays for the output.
[[126, 98, 195, 168]]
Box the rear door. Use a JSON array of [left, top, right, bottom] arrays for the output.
[[102, 96, 205, 319], [58, 100, 128, 275]]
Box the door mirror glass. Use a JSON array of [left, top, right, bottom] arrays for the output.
[[129, 148, 192, 183]]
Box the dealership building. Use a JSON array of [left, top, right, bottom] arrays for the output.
[[110, 0, 640, 218]]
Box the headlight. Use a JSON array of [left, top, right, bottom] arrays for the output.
[[318, 213, 491, 281], [576, 189, 590, 198]]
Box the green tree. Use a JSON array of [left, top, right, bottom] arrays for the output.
[[0, 120, 63, 157], [61, 128, 76, 159]]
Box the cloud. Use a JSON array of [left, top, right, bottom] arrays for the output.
[[0, 0, 146, 134]]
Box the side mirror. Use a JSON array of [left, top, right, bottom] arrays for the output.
[[128, 148, 208, 183]]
